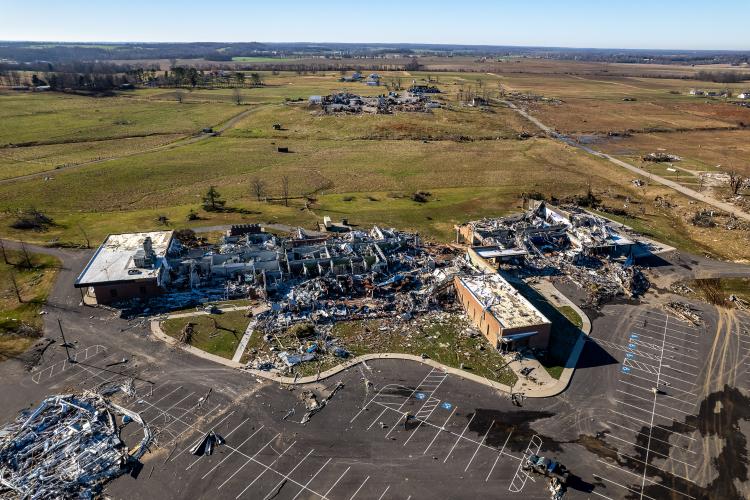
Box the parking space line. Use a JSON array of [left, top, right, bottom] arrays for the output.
[[616, 390, 694, 415], [444, 413, 476, 463], [201, 426, 268, 480], [257, 448, 314, 500], [371, 401, 519, 461], [593, 474, 655, 500], [614, 400, 697, 428], [465, 420, 494, 472], [623, 364, 698, 387], [226, 440, 296, 492], [620, 373, 697, 396], [606, 420, 696, 449], [367, 407, 389, 431], [139, 398, 325, 498], [377, 485, 390, 500], [424, 406, 456, 455], [185, 415, 246, 470], [619, 379, 698, 402], [635, 326, 700, 341], [323, 466, 350, 498], [350, 384, 406, 424], [212, 425, 278, 490], [605, 433, 696, 467], [175, 411, 237, 463], [349, 476, 370, 500], [485, 430, 512, 482], [596, 460, 695, 499], [591, 490, 614, 500], [290, 458, 331, 500]]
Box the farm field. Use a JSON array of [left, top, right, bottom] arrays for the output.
[[0, 61, 749, 262], [0, 91, 240, 146]]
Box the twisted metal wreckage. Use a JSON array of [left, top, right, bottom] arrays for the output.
[[0, 388, 151, 500], [457, 201, 650, 306]]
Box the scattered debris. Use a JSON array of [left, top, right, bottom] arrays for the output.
[[0, 391, 151, 499], [190, 431, 225, 456], [643, 152, 682, 162], [301, 382, 344, 424], [309, 92, 439, 114], [663, 301, 702, 325]]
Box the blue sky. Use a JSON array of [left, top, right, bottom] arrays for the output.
[[1, 0, 747, 50]]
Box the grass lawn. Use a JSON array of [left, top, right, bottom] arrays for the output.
[[557, 305, 584, 329], [511, 280, 582, 380], [242, 313, 518, 386], [0, 249, 60, 361], [161, 310, 250, 359]]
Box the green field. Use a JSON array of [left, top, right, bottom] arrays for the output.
[[0, 91, 240, 146], [0, 68, 748, 261], [0, 249, 59, 361], [161, 310, 250, 359]]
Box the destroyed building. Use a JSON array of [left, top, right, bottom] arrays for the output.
[[454, 273, 551, 350], [75, 231, 178, 305], [310, 92, 437, 114], [456, 201, 647, 306]]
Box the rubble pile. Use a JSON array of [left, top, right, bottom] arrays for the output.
[[311, 92, 438, 114], [642, 152, 682, 162], [663, 301, 702, 325], [0, 391, 151, 499], [458, 201, 649, 307]]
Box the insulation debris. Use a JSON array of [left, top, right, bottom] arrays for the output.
[[663, 301, 702, 325], [0, 391, 151, 499]]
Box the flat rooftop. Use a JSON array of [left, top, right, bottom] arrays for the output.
[[75, 231, 173, 286], [458, 274, 550, 330]]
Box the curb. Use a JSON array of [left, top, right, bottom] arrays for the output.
[[150, 320, 513, 393]]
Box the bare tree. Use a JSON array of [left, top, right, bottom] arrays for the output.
[[9, 271, 22, 303], [0, 239, 8, 265], [728, 170, 746, 195], [233, 87, 243, 105], [19, 242, 32, 269], [251, 178, 266, 201], [281, 176, 290, 207], [175, 88, 185, 103], [77, 223, 90, 249]]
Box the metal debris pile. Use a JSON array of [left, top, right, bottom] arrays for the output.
[[458, 201, 649, 307], [0, 391, 151, 499], [663, 301, 702, 325]]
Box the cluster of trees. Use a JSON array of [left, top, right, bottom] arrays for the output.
[[130, 67, 263, 88], [694, 71, 749, 83], [201, 177, 293, 214]]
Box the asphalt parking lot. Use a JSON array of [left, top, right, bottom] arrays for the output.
[[2, 244, 750, 499]]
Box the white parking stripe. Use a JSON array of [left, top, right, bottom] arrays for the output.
[[593, 474, 656, 500], [323, 466, 350, 498], [290, 458, 331, 500], [606, 420, 697, 448], [349, 476, 370, 500], [185, 415, 244, 469], [258, 448, 314, 500], [176, 411, 236, 463], [202, 427, 268, 480], [424, 406, 456, 455], [485, 430, 512, 482], [595, 460, 695, 499], [377, 485, 390, 500], [604, 433, 696, 467], [444, 413, 476, 463], [216, 431, 274, 488], [616, 389, 694, 415], [465, 420, 494, 472], [226, 441, 296, 492]]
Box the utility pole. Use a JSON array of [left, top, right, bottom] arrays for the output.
[[58, 318, 75, 363]]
